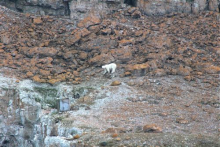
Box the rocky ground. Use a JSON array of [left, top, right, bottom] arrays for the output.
[[47, 75, 220, 146], [0, 4, 220, 147]]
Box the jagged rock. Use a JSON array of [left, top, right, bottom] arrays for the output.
[[77, 15, 101, 28], [101, 28, 112, 35], [118, 39, 133, 46], [32, 75, 46, 83], [80, 28, 91, 37], [131, 10, 142, 19], [19, 47, 58, 57], [126, 63, 150, 76], [65, 31, 82, 46]]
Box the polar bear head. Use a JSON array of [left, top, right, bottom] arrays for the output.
[[102, 65, 106, 69]]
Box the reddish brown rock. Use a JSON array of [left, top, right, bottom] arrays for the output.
[[40, 69, 50, 76], [126, 63, 150, 72], [88, 25, 100, 33], [73, 135, 80, 139], [111, 133, 118, 138], [57, 74, 66, 81], [124, 71, 132, 77], [80, 28, 91, 37], [205, 65, 220, 74], [75, 77, 81, 82], [118, 39, 133, 46], [111, 47, 132, 62], [101, 28, 112, 35], [143, 124, 162, 133], [65, 31, 82, 46], [47, 78, 61, 85], [26, 71, 34, 77], [77, 96, 93, 104], [0, 49, 4, 53], [37, 57, 53, 64], [178, 65, 192, 76], [79, 52, 88, 60], [88, 53, 114, 66], [77, 15, 101, 28], [115, 137, 121, 141], [32, 75, 46, 83], [131, 10, 142, 18], [33, 17, 43, 25], [19, 47, 58, 57], [176, 118, 189, 124], [135, 30, 143, 37], [73, 71, 80, 77], [0, 4, 220, 88], [184, 75, 194, 81], [110, 81, 121, 86]]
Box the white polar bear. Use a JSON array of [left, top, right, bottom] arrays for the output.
[[102, 63, 117, 75]]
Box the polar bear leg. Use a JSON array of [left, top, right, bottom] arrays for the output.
[[103, 68, 107, 74], [106, 68, 110, 73], [111, 64, 116, 74], [111, 67, 115, 73]]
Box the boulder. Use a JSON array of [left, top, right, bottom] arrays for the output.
[[110, 81, 121, 86], [143, 124, 162, 133]]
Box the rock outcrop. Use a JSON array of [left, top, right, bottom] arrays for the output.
[[0, 0, 220, 21], [0, 0, 68, 16], [138, 0, 220, 15]]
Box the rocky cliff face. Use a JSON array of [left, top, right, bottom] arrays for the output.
[[0, 0, 68, 15], [1, 0, 219, 21], [137, 0, 220, 15]]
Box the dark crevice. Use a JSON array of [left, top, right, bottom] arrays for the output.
[[124, 0, 137, 7], [63, 0, 70, 16], [218, 3, 220, 12], [206, 0, 210, 11]]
